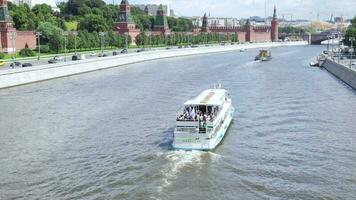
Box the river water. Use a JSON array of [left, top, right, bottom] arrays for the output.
[[0, 45, 355, 200]]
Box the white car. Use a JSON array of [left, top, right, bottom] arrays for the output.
[[53, 56, 63, 60], [89, 52, 97, 56]]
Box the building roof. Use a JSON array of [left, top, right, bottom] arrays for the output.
[[184, 89, 227, 106]]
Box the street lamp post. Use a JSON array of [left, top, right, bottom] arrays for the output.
[[338, 32, 341, 64], [9, 32, 16, 60], [125, 33, 128, 50], [63, 31, 68, 62], [99, 32, 105, 54], [73, 31, 78, 55], [349, 37, 355, 69], [36, 32, 42, 61]]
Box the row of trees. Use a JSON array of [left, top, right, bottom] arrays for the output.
[[135, 32, 239, 47], [7, 0, 197, 54], [37, 22, 131, 53]]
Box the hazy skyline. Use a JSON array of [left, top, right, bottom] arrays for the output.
[[125, 0, 356, 20]]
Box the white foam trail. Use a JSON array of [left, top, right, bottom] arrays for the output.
[[155, 150, 222, 196], [240, 61, 258, 68]]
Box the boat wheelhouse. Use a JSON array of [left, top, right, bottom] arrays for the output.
[[173, 88, 234, 150], [255, 50, 272, 61]]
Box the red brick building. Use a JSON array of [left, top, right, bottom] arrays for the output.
[[0, 0, 36, 53], [200, 7, 279, 43], [112, 0, 140, 45]]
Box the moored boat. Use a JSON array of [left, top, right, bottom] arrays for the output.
[[255, 50, 272, 61], [173, 88, 234, 150]]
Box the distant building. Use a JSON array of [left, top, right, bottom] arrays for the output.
[[191, 16, 240, 28], [0, 0, 36, 53], [200, 6, 279, 42], [9, 0, 59, 11], [134, 4, 174, 17], [152, 4, 171, 35], [112, 0, 140, 45]]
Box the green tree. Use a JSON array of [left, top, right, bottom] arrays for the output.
[[78, 14, 108, 32], [37, 22, 64, 52], [9, 4, 37, 30], [343, 16, 356, 49], [135, 32, 148, 47]]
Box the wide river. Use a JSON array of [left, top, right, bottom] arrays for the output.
[[0, 45, 355, 200]]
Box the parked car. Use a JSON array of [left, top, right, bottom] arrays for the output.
[[89, 52, 97, 56], [113, 51, 118, 56], [22, 63, 32, 67], [0, 60, 5, 66], [10, 61, 21, 68], [178, 45, 183, 48], [120, 49, 128, 54]]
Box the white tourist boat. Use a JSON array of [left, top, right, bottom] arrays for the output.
[[173, 88, 234, 150]]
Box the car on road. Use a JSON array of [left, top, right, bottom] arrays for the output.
[[22, 63, 32, 67], [53, 55, 63, 61], [72, 54, 86, 60], [89, 52, 97, 57], [0, 60, 5, 66], [137, 48, 145, 52], [48, 59, 58, 64], [10, 61, 21, 68], [120, 49, 128, 54], [98, 53, 108, 57]]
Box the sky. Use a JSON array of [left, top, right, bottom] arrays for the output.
[[125, 0, 356, 20]]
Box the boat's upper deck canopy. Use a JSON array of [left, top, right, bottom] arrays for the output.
[[184, 89, 227, 106]]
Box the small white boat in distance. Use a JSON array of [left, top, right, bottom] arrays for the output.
[[173, 88, 234, 150]]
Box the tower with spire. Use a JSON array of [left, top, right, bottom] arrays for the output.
[[271, 5, 278, 42], [153, 4, 171, 35], [113, 0, 140, 44], [201, 13, 210, 33], [0, 0, 16, 53]]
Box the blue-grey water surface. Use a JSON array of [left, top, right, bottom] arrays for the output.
[[0, 45, 355, 200]]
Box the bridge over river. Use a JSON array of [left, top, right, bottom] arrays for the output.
[[280, 31, 341, 44], [0, 45, 355, 200]]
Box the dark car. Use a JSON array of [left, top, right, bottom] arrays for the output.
[[113, 51, 118, 56], [98, 53, 108, 57], [137, 48, 145, 52], [22, 63, 32, 67], [72, 55, 79, 61], [10, 61, 21, 68], [48, 59, 58, 64], [120, 49, 128, 54]]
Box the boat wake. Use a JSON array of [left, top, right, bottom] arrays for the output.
[[155, 150, 222, 196], [240, 61, 259, 68]]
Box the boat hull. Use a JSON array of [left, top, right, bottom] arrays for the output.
[[173, 107, 234, 151]]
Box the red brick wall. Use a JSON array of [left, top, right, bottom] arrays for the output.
[[249, 32, 271, 42], [16, 31, 36, 50], [236, 32, 246, 42]]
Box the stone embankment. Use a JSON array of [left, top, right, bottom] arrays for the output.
[[322, 58, 356, 90], [0, 41, 307, 89]]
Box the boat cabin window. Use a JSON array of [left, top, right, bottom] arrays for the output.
[[177, 105, 219, 122]]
